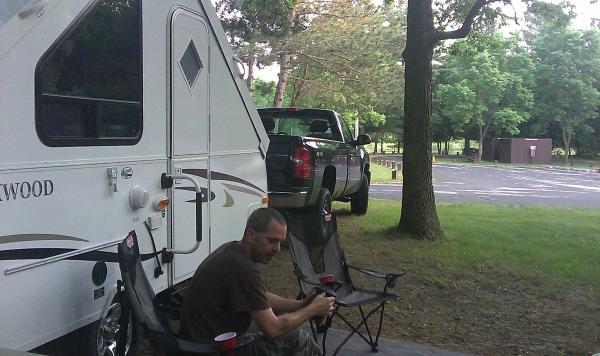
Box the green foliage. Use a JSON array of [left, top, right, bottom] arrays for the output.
[[285, 0, 406, 136], [251, 79, 276, 108], [529, 22, 600, 157], [432, 81, 475, 142], [524, 0, 577, 31], [222, 0, 600, 157], [433, 34, 534, 155], [251, 78, 293, 108]]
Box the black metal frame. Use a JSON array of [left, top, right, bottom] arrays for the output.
[[115, 230, 255, 356], [287, 215, 405, 355], [330, 264, 403, 355]]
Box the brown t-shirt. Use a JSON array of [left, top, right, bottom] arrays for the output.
[[180, 241, 270, 341]]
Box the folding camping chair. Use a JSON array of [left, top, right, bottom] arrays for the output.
[[286, 215, 405, 355], [116, 231, 254, 355]]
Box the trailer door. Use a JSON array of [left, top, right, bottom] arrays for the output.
[[169, 8, 210, 284]]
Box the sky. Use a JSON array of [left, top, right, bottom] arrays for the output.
[[502, 0, 598, 31], [253, 0, 599, 83]]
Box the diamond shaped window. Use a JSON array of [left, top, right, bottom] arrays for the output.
[[180, 40, 203, 88]]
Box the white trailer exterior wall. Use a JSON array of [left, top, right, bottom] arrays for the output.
[[0, 0, 268, 351]]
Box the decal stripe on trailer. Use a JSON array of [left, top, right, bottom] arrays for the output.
[[182, 169, 265, 193], [0, 234, 89, 245], [0, 247, 159, 263]]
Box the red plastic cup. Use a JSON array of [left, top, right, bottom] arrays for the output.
[[214, 332, 237, 355], [319, 274, 334, 285]]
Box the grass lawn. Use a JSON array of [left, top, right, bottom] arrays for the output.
[[262, 200, 600, 354], [370, 163, 402, 183], [342, 200, 600, 295]]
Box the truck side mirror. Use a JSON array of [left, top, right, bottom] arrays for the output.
[[355, 134, 371, 146]]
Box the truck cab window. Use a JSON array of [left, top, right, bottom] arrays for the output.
[[339, 119, 354, 143], [35, 0, 142, 146]]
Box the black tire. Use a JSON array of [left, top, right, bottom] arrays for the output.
[[85, 296, 138, 356], [311, 188, 333, 240], [351, 174, 369, 215]]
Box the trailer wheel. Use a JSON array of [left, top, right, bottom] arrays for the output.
[[311, 188, 333, 240], [87, 297, 138, 356], [350, 174, 369, 215]]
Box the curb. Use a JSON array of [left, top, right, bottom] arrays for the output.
[[544, 165, 600, 174]]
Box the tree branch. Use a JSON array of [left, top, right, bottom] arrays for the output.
[[293, 52, 358, 74], [433, 0, 509, 42]]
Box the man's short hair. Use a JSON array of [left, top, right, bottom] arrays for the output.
[[246, 208, 287, 233]]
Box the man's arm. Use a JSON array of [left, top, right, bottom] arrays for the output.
[[265, 292, 310, 314], [250, 293, 334, 339]]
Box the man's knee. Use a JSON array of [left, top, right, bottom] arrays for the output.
[[249, 328, 321, 356]]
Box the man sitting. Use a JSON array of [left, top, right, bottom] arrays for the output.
[[180, 208, 335, 355]]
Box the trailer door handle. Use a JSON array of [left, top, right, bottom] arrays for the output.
[[161, 173, 203, 257]]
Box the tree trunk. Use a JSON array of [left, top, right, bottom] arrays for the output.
[[246, 56, 255, 94], [374, 141, 378, 154], [380, 127, 385, 154], [478, 125, 483, 162], [464, 138, 470, 155], [290, 61, 308, 107], [478, 121, 491, 162], [272, 8, 297, 108], [273, 50, 290, 107], [398, 0, 442, 240], [561, 127, 571, 166], [444, 141, 449, 155]]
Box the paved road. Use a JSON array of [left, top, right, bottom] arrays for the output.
[[371, 164, 600, 207]]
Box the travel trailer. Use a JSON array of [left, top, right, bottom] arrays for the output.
[[0, 0, 269, 353]]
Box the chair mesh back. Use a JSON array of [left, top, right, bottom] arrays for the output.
[[117, 231, 171, 334], [286, 215, 353, 297]]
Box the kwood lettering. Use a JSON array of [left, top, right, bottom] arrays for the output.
[[0, 180, 54, 201]]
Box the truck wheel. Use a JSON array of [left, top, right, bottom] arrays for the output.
[[312, 188, 333, 240], [351, 174, 369, 215], [86, 297, 138, 356]]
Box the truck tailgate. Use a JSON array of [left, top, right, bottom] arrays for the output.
[[266, 135, 305, 190]]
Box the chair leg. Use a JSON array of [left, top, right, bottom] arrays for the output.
[[358, 305, 376, 348], [116, 281, 129, 356], [332, 304, 386, 355], [331, 319, 358, 356], [334, 312, 375, 351], [374, 301, 387, 348]]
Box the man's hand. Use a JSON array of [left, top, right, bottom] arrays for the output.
[[250, 293, 336, 339], [307, 293, 335, 317]]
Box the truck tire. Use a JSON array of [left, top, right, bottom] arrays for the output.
[[86, 296, 138, 356], [311, 188, 333, 241], [351, 174, 369, 215]]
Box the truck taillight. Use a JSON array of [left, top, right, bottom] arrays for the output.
[[293, 147, 312, 179]]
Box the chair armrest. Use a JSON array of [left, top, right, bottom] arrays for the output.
[[347, 264, 406, 289]]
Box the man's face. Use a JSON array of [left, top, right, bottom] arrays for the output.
[[247, 219, 287, 264]]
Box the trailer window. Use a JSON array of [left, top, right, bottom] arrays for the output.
[[35, 0, 142, 146]]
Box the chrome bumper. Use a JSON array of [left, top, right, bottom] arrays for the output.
[[268, 191, 308, 208]]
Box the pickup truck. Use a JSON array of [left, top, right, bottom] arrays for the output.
[[258, 108, 371, 234]]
